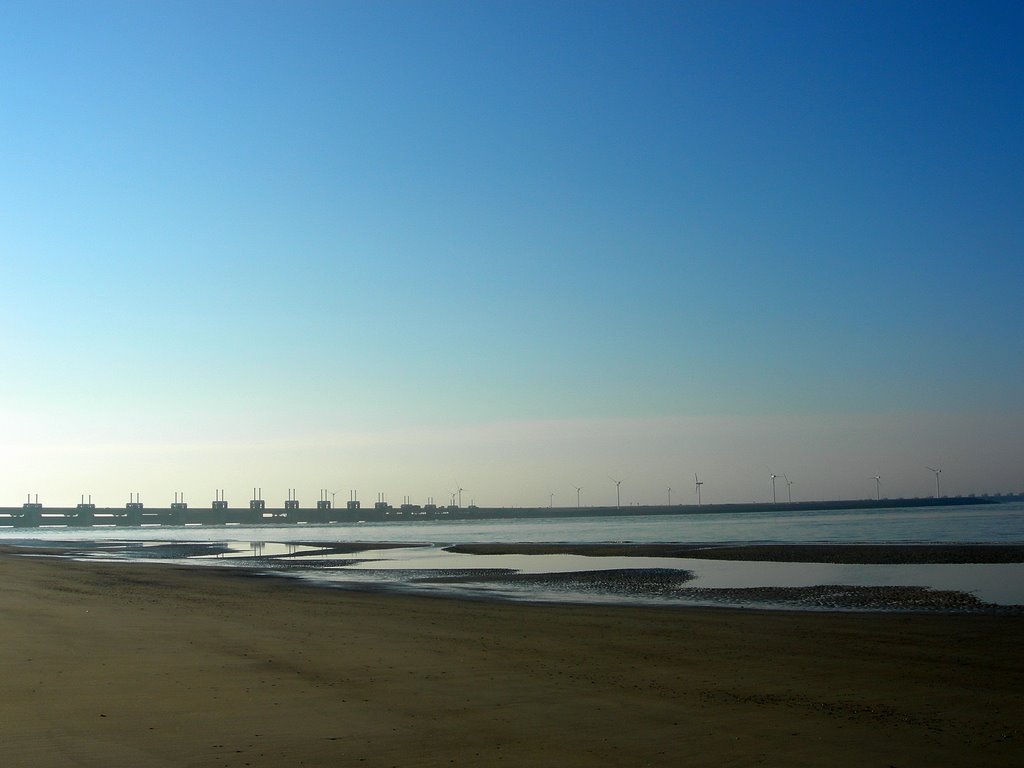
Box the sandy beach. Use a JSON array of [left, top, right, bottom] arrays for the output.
[[1, 548, 1021, 767]]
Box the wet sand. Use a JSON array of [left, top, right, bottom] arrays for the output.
[[1, 549, 1022, 767], [446, 542, 1024, 563]]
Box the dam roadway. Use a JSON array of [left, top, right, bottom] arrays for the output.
[[0, 495, 1011, 528]]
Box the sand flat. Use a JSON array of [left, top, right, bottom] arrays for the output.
[[1, 550, 1021, 767], [446, 542, 1024, 563]]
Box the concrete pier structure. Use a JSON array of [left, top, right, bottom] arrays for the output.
[[125, 498, 144, 526], [75, 495, 96, 526], [19, 495, 43, 527], [166, 492, 187, 525], [209, 490, 228, 525], [346, 490, 360, 511]]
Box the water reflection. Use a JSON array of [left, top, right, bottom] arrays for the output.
[[93, 540, 1024, 608], [11, 523, 1023, 611]]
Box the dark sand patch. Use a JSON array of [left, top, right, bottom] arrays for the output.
[[120, 542, 236, 558], [446, 542, 1024, 564], [348, 567, 519, 582], [681, 584, 1022, 614], [242, 557, 376, 570], [421, 567, 695, 598], [421, 568, 1020, 613]]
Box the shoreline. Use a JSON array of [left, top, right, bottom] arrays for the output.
[[1, 550, 1022, 766], [9, 541, 1024, 614], [445, 541, 1024, 563], [19, 539, 1015, 565]]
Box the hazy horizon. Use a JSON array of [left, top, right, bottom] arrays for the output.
[[2, 2, 1021, 509]]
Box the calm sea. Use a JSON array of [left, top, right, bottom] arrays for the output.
[[1, 501, 1020, 546]]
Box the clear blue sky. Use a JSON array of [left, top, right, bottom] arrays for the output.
[[2, 1, 1021, 507]]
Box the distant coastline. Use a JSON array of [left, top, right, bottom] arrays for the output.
[[1, 493, 1020, 528]]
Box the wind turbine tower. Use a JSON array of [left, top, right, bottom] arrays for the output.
[[784, 474, 793, 504], [926, 467, 942, 498], [770, 473, 778, 504], [873, 475, 881, 501], [695, 474, 703, 506], [572, 485, 581, 509], [609, 476, 622, 509]]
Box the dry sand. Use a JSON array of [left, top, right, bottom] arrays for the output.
[[1, 549, 1021, 767]]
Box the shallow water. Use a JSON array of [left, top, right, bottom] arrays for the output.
[[320, 546, 1024, 606], [8, 502, 1023, 611], [43, 539, 1024, 610]]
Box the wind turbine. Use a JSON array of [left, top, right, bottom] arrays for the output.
[[872, 475, 881, 501], [784, 474, 793, 504], [694, 474, 703, 506], [572, 485, 581, 509], [770, 473, 778, 504], [609, 476, 622, 508], [926, 467, 942, 498], [549, 492, 554, 508], [667, 486, 672, 506], [330, 488, 344, 506]]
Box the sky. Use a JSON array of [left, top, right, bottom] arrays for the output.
[[1, 1, 1022, 509]]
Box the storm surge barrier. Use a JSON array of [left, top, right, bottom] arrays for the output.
[[0, 495, 1009, 528]]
